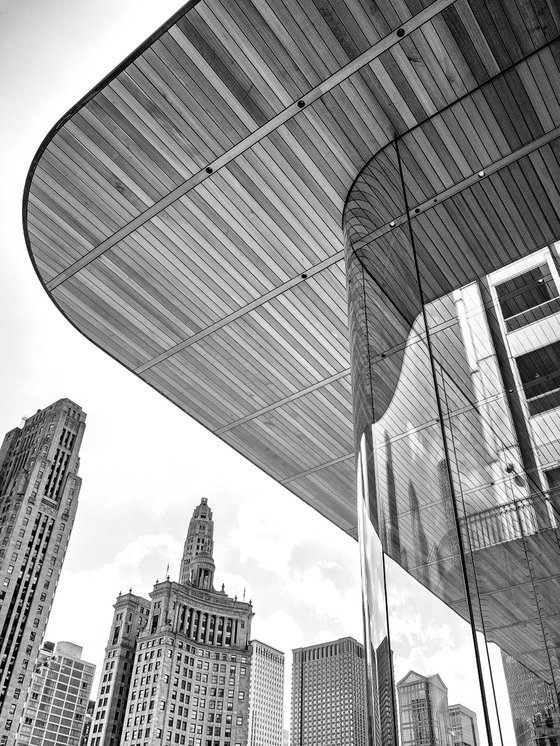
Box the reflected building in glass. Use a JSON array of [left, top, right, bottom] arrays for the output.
[[501, 653, 560, 746], [448, 704, 479, 746], [397, 671, 450, 746], [22, 1, 560, 744]]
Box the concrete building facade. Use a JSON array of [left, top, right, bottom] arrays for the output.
[[247, 640, 284, 746], [15, 641, 94, 746], [291, 637, 366, 746], [0, 399, 86, 743]]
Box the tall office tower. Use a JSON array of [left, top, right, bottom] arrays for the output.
[[501, 652, 560, 746], [397, 671, 451, 746], [247, 640, 284, 746], [374, 637, 397, 746], [291, 637, 366, 746], [88, 593, 150, 746], [0, 399, 86, 743], [448, 704, 479, 746], [15, 640, 95, 746], [90, 498, 254, 746], [281, 730, 289, 746]]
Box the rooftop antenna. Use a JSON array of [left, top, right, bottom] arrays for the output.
[[165, 562, 170, 581], [243, 587, 246, 602]]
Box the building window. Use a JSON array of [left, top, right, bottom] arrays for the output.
[[516, 341, 560, 415], [495, 263, 560, 332], [545, 467, 560, 516]]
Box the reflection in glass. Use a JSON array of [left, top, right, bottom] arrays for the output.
[[345, 127, 560, 745]]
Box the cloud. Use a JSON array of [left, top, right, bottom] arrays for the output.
[[251, 611, 305, 729], [46, 533, 182, 689], [227, 494, 362, 642]]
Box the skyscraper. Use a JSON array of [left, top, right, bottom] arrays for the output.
[[501, 652, 560, 746], [88, 593, 151, 746], [397, 671, 451, 746], [15, 640, 95, 746], [247, 640, 284, 746], [448, 704, 479, 746], [89, 498, 254, 746], [291, 637, 366, 746], [0, 399, 86, 743]]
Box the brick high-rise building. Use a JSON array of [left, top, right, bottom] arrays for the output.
[[501, 652, 560, 746], [15, 640, 95, 746], [291, 637, 366, 746], [0, 399, 86, 743], [247, 640, 284, 746], [89, 498, 254, 746]]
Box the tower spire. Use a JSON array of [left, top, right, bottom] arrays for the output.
[[179, 497, 215, 590]]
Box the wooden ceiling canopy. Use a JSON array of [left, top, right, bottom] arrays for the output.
[[24, 0, 560, 539]]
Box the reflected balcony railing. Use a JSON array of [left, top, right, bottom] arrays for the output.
[[463, 495, 555, 552], [504, 295, 560, 332]]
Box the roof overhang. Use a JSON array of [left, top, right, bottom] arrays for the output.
[[24, 0, 560, 539]]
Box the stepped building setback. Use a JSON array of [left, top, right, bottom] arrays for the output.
[[0, 399, 86, 743]]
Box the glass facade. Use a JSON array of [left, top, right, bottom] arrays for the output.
[[344, 67, 560, 745]]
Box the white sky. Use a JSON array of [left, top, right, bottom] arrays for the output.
[[0, 1, 515, 741], [0, 0, 362, 724]]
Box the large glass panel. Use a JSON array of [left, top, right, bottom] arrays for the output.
[[345, 124, 560, 745]]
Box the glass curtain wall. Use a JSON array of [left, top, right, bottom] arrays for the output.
[[345, 119, 560, 744]]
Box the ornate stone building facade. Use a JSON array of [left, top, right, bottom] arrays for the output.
[[89, 499, 253, 746], [0, 399, 86, 744]]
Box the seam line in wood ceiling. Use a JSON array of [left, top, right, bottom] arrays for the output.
[[45, 0, 456, 292], [134, 125, 560, 373], [215, 368, 351, 434], [281, 452, 355, 484]]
